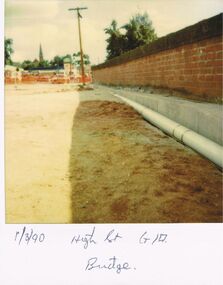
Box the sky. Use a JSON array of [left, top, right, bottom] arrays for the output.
[[4, 0, 223, 65]]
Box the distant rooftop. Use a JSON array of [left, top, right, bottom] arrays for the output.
[[63, 57, 71, 63]]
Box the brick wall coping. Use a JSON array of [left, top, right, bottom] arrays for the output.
[[92, 13, 222, 70]]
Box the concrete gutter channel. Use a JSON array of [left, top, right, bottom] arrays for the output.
[[101, 86, 223, 168]]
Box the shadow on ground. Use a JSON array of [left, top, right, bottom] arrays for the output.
[[69, 98, 222, 223]]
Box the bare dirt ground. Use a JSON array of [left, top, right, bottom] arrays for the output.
[[5, 84, 222, 223], [70, 98, 222, 223]]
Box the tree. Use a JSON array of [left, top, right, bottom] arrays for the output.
[[122, 12, 157, 51], [38, 59, 50, 68], [73, 52, 90, 67], [32, 59, 39, 68], [5, 38, 14, 65], [50, 55, 64, 68], [104, 13, 157, 59], [21, 59, 34, 70], [104, 20, 126, 60]]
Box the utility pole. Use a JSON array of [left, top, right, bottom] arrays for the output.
[[68, 7, 87, 86]]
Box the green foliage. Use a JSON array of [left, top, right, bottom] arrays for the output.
[[21, 60, 34, 70], [50, 55, 64, 68], [21, 60, 30, 70], [64, 54, 73, 62], [38, 60, 50, 68], [5, 38, 14, 65], [21, 56, 63, 70], [104, 20, 126, 60], [122, 12, 157, 51], [21, 59, 38, 70], [73, 52, 90, 66], [19, 52, 90, 70], [104, 12, 157, 60]]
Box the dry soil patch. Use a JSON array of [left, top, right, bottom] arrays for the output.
[[70, 100, 222, 223]]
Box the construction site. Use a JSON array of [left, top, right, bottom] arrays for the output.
[[4, 11, 223, 224]]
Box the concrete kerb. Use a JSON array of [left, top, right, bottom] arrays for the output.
[[113, 93, 223, 168], [98, 85, 223, 146]]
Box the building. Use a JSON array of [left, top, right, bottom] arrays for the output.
[[4, 65, 23, 84]]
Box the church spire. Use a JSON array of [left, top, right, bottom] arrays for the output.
[[39, 44, 44, 62]]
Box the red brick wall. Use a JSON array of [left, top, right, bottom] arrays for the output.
[[93, 14, 222, 99], [93, 36, 222, 98]]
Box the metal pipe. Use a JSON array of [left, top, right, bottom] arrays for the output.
[[113, 94, 223, 168]]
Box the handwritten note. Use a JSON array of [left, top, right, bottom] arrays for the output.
[[13, 226, 168, 274], [14, 226, 45, 245]]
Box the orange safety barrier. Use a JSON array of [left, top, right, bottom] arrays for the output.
[[5, 74, 92, 85], [5, 77, 15, 84]]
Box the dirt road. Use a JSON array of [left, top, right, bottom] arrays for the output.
[[5, 84, 222, 223], [5, 84, 80, 223]]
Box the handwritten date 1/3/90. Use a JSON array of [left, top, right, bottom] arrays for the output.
[[14, 226, 45, 245]]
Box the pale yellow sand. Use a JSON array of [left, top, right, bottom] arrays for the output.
[[5, 84, 79, 223]]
